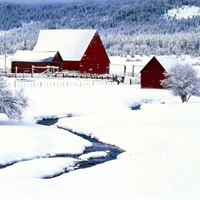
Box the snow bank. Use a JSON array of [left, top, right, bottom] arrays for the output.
[[78, 151, 109, 161], [0, 157, 77, 179], [1, 80, 200, 200], [22, 84, 172, 119], [0, 118, 91, 166], [56, 99, 200, 200]]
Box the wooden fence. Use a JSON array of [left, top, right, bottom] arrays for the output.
[[13, 80, 118, 88], [1, 72, 115, 81]]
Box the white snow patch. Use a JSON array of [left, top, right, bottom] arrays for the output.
[[78, 151, 109, 161], [155, 56, 179, 71], [11, 50, 59, 62], [164, 6, 200, 20], [34, 29, 96, 61], [0, 157, 77, 179], [0, 121, 91, 166]]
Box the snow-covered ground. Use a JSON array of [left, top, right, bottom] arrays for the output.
[[0, 77, 200, 199]]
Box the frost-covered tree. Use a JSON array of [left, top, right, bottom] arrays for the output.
[[0, 77, 29, 120], [161, 63, 200, 103], [1, 0, 200, 55]]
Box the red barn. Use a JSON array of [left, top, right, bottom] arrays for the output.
[[11, 50, 63, 73], [140, 56, 179, 89], [33, 29, 110, 74]]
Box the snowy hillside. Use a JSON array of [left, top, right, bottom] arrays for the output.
[[2, 0, 200, 56], [164, 6, 200, 19]]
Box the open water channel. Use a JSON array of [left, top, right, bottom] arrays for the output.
[[37, 117, 124, 178]]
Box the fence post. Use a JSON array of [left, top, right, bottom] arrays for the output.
[[15, 67, 17, 78], [32, 66, 34, 78], [47, 66, 49, 78]]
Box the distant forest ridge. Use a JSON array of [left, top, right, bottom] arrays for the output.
[[1, 0, 200, 56]]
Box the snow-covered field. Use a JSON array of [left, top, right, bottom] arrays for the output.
[[164, 6, 200, 20], [0, 79, 200, 200]]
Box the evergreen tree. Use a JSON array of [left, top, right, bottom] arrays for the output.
[[0, 0, 200, 56]]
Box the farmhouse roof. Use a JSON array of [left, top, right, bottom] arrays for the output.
[[11, 50, 60, 62], [33, 29, 97, 61], [155, 56, 179, 71]]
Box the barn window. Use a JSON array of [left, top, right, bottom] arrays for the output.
[[90, 64, 93, 70], [97, 64, 99, 68]]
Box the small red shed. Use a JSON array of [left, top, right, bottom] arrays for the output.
[[140, 56, 179, 89], [11, 50, 63, 73], [33, 29, 110, 74]]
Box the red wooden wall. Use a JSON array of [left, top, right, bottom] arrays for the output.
[[62, 32, 110, 74], [141, 57, 165, 89], [12, 52, 63, 73]]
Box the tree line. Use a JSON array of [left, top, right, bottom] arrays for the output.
[[0, 0, 200, 56]]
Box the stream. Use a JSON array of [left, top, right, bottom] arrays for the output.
[[37, 117, 124, 177]]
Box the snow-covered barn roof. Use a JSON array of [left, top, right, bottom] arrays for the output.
[[11, 50, 60, 62], [33, 29, 97, 61], [155, 56, 179, 71]]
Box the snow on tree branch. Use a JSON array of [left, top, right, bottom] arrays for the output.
[[161, 63, 200, 103], [0, 77, 29, 120]]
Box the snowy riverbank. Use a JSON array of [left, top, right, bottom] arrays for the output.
[[0, 82, 200, 200]]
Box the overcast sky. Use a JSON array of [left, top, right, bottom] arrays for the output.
[[0, 0, 92, 5]]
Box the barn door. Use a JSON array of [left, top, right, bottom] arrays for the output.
[[141, 72, 154, 88]]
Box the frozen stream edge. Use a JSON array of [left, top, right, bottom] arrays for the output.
[[0, 117, 124, 179], [37, 117, 124, 178]]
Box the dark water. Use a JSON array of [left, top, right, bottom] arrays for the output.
[[37, 117, 124, 178], [130, 104, 141, 110], [36, 118, 59, 126], [129, 99, 153, 110]]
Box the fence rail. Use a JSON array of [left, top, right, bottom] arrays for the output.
[[13, 80, 117, 88], [1, 72, 115, 80]]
